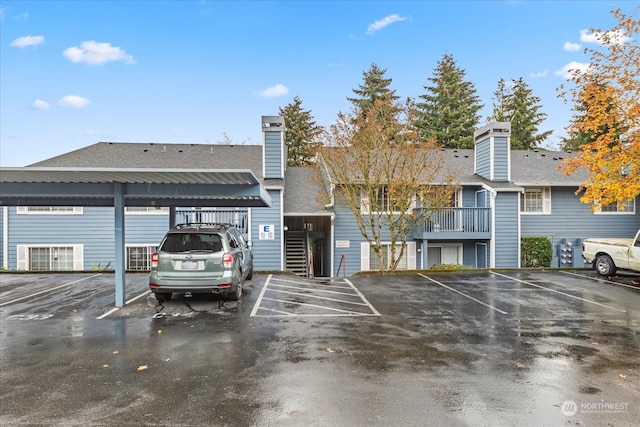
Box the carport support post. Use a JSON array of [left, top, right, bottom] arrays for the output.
[[114, 183, 126, 308]]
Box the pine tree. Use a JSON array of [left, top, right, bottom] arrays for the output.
[[491, 77, 552, 150], [490, 78, 510, 122], [415, 53, 483, 149], [347, 63, 399, 115], [279, 96, 323, 166]]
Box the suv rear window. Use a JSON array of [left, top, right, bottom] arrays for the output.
[[160, 233, 223, 253]]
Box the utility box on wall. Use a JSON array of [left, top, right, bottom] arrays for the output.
[[557, 239, 586, 267]]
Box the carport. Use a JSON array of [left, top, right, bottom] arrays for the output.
[[0, 167, 272, 307]]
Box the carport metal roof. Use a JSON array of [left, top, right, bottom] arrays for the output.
[[0, 167, 271, 207], [0, 167, 272, 308]]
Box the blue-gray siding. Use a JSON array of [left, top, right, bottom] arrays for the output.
[[4, 207, 170, 270], [521, 189, 640, 267], [264, 131, 283, 179], [475, 139, 490, 179], [493, 136, 509, 181], [250, 189, 283, 271], [333, 204, 367, 276], [494, 192, 520, 267]]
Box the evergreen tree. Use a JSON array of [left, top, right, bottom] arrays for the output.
[[347, 63, 399, 115], [491, 77, 552, 150], [415, 53, 483, 149], [490, 78, 510, 122], [279, 96, 323, 166]]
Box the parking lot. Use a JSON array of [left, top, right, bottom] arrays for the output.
[[1, 269, 639, 426]]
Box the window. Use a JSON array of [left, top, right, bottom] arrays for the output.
[[125, 207, 170, 214], [427, 244, 462, 268], [126, 245, 158, 270], [17, 206, 83, 215], [361, 242, 416, 270], [360, 187, 415, 214], [30, 247, 73, 270], [520, 187, 551, 214], [596, 199, 635, 214], [17, 245, 83, 271]]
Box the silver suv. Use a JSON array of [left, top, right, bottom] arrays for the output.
[[149, 223, 253, 303]]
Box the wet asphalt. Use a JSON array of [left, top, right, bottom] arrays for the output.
[[0, 269, 639, 426]]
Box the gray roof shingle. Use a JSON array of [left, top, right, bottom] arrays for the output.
[[27, 142, 589, 213], [283, 167, 330, 216], [29, 142, 264, 178]]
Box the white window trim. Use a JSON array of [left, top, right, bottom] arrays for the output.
[[594, 199, 636, 215], [16, 206, 83, 215], [520, 187, 551, 215], [17, 244, 84, 271], [360, 241, 416, 271]]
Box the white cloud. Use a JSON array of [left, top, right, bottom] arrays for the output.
[[58, 95, 91, 108], [580, 29, 630, 46], [366, 14, 408, 35], [10, 35, 44, 48], [63, 41, 135, 65], [32, 99, 50, 110], [555, 61, 591, 79], [563, 41, 581, 52], [256, 83, 289, 98], [580, 29, 600, 44], [529, 70, 548, 78]]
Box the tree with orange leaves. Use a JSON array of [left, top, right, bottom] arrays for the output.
[[319, 98, 459, 271], [558, 7, 639, 209]]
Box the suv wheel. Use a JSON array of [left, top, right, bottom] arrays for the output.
[[227, 282, 242, 301], [246, 261, 254, 280]]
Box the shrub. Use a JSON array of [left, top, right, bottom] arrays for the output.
[[521, 236, 552, 267]]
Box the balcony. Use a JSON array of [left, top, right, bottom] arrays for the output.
[[413, 207, 491, 240]]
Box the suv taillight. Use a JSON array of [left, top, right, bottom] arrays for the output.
[[151, 253, 158, 268], [222, 253, 234, 268]]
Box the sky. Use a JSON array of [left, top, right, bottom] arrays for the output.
[[0, 0, 635, 167]]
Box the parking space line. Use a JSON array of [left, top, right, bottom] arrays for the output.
[[258, 297, 373, 316], [560, 271, 640, 290], [266, 288, 370, 306], [419, 273, 509, 315], [344, 278, 380, 315], [96, 290, 151, 319], [268, 282, 365, 298], [270, 276, 352, 290], [250, 274, 380, 317], [491, 271, 626, 313], [250, 273, 274, 317], [0, 274, 102, 307]]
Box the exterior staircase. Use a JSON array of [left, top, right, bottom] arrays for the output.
[[285, 231, 308, 277]]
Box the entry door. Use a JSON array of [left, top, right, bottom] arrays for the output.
[[476, 243, 488, 268]]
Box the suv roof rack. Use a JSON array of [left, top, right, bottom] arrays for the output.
[[172, 222, 232, 230]]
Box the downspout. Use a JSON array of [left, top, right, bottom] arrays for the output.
[[280, 189, 285, 272], [3, 206, 8, 269]]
